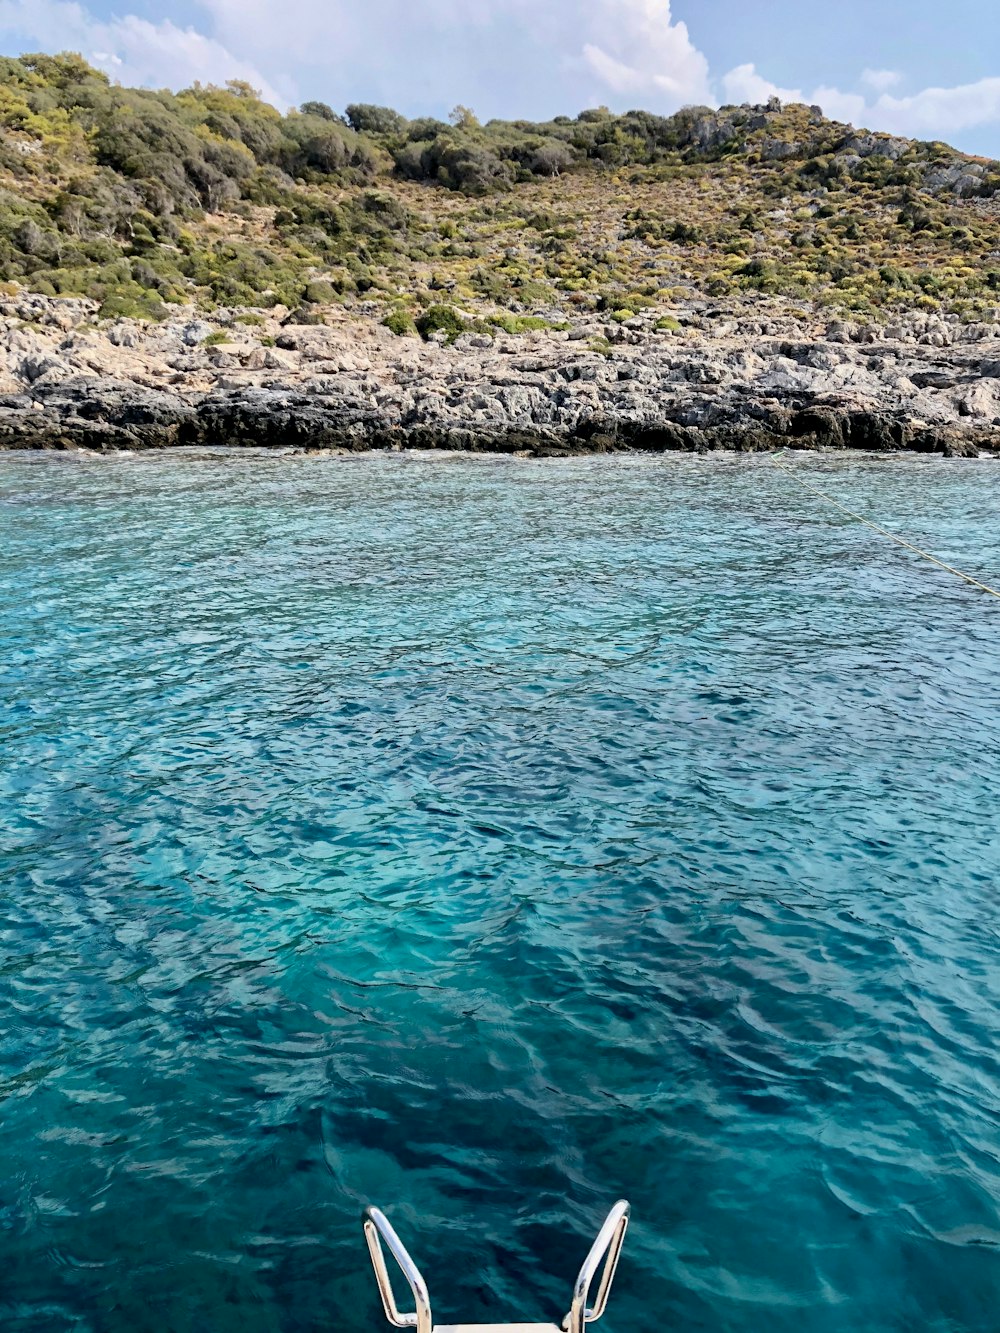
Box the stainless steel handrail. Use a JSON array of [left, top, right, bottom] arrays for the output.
[[364, 1206, 433, 1333], [363, 1199, 629, 1333], [562, 1201, 630, 1333]]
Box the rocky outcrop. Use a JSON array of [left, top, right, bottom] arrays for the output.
[[0, 292, 999, 458], [678, 101, 998, 199]]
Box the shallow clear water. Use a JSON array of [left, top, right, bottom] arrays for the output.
[[1, 450, 999, 1333]]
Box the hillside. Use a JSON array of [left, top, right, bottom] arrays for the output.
[[1, 51, 1000, 337]]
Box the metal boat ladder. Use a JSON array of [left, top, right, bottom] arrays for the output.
[[363, 1200, 630, 1333]]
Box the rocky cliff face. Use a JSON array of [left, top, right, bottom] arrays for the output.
[[2, 292, 999, 458]]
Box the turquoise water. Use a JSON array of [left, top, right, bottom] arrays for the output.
[[1, 450, 999, 1332]]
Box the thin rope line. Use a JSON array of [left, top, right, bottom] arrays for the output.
[[769, 455, 1000, 599]]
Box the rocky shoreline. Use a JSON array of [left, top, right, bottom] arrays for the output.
[[2, 292, 1000, 458]]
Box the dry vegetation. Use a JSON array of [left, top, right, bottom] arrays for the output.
[[2, 53, 999, 338]]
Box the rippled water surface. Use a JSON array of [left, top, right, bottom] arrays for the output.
[[2, 450, 999, 1332]]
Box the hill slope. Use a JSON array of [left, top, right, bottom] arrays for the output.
[[1, 52, 1000, 334]]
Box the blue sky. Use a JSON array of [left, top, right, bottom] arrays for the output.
[[1, 0, 998, 155]]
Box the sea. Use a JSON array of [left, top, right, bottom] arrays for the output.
[[1, 449, 998, 1332]]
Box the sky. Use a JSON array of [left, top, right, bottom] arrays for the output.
[[1, 0, 999, 156]]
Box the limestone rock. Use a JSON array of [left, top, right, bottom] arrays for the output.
[[181, 321, 214, 347], [0, 290, 996, 458], [245, 346, 297, 371], [957, 379, 1000, 421], [19, 353, 74, 384]]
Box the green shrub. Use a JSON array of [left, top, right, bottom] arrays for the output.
[[597, 289, 655, 313], [346, 104, 406, 135], [470, 267, 510, 299], [300, 101, 339, 123], [202, 330, 231, 345], [286, 307, 326, 325], [383, 307, 418, 337], [97, 290, 167, 321], [513, 278, 553, 305], [488, 313, 568, 334], [878, 266, 913, 289], [303, 278, 336, 303], [415, 303, 466, 340], [0, 50, 996, 328]]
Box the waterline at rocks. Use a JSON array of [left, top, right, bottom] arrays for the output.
[[2, 293, 1000, 457]]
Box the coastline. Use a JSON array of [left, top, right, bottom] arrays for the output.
[[3, 293, 999, 459]]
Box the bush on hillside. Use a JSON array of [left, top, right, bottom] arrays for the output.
[[415, 303, 466, 340], [346, 104, 407, 136]]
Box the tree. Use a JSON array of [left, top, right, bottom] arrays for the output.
[[577, 107, 611, 123], [300, 101, 339, 123], [226, 79, 261, 100], [345, 104, 406, 135], [427, 139, 512, 193], [531, 141, 574, 177], [449, 105, 479, 130], [300, 130, 351, 173], [406, 117, 448, 141]]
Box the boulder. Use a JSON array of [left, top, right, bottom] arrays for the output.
[[957, 379, 1000, 422], [18, 353, 75, 384]]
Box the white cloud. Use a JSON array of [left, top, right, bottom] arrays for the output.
[[717, 58, 1000, 141], [194, 0, 715, 115], [675, 55, 1000, 144], [866, 77, 1000, 136], [581, 43, 653, 97], [197, 0, 344, 65], [810, 84, 868, 125], [1, 0, 1000, 148], [0, 0, 285, 103], [721, 63, 802, 107], [100, 14, 287, 103], [861, 68, 902, 93], [579, 0, 712, 106]]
